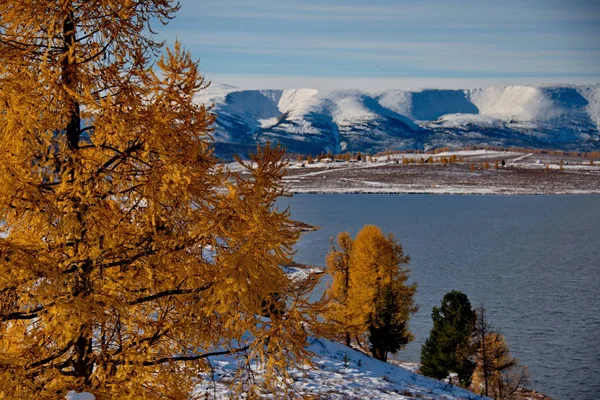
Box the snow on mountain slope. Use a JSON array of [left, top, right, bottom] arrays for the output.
[[277, 88, 320, 118], [193, 336, 487, 399], [195, 84, 600, 158], [578, 84, 600, 130]]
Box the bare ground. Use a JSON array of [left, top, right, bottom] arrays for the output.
[[281, 152, 600, 195]]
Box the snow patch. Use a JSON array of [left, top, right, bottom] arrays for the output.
[[193, 336, 487, 399], [65, 391, 96, 400]]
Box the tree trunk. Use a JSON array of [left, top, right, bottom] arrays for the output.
[[62, 10, 93, 387], [62, 10, 81, 151], [372, 345, 386, 362], [479, 308, 489, 396]]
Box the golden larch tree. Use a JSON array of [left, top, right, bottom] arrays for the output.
[[326, 225, 417, 361], [0, 1, 313, 398], [471, 306, 528, 399], [323, 231, 353, 346]]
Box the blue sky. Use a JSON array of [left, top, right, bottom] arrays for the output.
[[155, 0, 600, 89]]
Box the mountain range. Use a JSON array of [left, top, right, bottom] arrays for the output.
[[194, 83, 600, 158]]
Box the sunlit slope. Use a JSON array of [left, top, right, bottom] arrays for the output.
[[195, 84, 600, 157]]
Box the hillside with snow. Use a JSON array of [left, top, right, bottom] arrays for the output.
[[195, 84, 600, 158], [193, 336, 487, 399], [65, 337, 487, 399]]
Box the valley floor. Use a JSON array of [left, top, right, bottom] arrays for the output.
[[280, 150, 600, 195]]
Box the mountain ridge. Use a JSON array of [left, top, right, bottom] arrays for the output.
[[194, 84, 600, 158]]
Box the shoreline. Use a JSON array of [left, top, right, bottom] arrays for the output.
[[287, 188, 600, 195]]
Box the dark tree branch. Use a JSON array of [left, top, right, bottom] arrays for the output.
[[79, 125, 95, 135], [102, 248, 157, 270], [100, 142, 144, 172], [128, 282, 213, 305], [140, 345, 250, 366], [76, 37, 115, 65], [74, 28, 102, 43], [30, 341, 74, 368], [1, 305, 44, 321]]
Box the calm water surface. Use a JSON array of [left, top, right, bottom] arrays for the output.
[[277, 194, 600, 400]]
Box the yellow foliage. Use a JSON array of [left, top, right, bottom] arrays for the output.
[[471, 332, 528, 399], [347, 226, 415, 337], [324, 226, 417, 356], [0, 2, 314, 398], [471, 309, 528, 399], [323, 232, 353, 344]]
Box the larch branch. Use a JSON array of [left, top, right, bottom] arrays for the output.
[[1, 305, 44, 321], [140, 346, 250, 366], [127, 282, 213, 305]]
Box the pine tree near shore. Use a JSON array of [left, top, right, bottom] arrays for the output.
[[0, 2, 314, 398], [420, 290, 477, 387]]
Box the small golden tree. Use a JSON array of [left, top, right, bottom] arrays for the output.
[[471, 307, 528, 399], [0, 2, 313, 398], [325, 226, 417, 361], [323, 232, 354, 346]]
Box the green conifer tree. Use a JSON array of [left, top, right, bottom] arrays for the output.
[[420, 290, 477, 387], [368, 284, 413, 361]]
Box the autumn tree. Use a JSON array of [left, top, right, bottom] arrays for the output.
[[323, 232, 354, 346], [0, 2, 314, 398], [420, 290, 477, 387], [342, 225, 417, 361], [471, 306, 528, 398]]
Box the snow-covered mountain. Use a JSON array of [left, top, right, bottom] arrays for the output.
[[194, 84, 600, 158]]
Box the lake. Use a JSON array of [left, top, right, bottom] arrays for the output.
[[277, 194, 600, 400]]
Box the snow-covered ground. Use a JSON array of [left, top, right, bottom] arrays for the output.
[[193, 336, 487, 399], [275, 150, 600, 195]]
